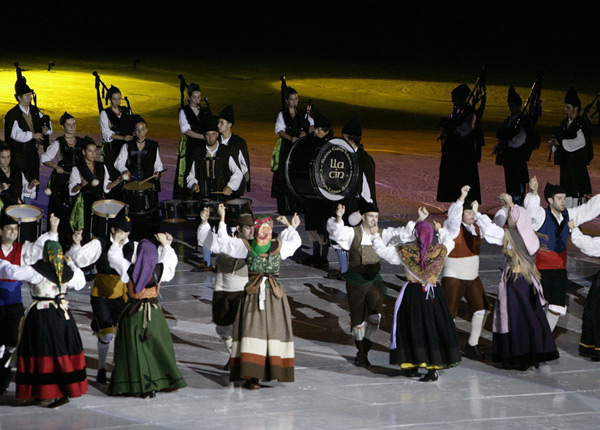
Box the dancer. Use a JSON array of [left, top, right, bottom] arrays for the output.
[[107, 235, 185, 397]]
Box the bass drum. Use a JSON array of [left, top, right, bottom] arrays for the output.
[[91, 199, 127, 238], [285, 136, 358, 201]]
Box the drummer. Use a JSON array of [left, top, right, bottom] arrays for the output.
[[217, 105, 251, 196], [99, 85, 133, 181], [41, 112, 87, 242], [186, 115, 243, 200], [69, 139, 124, 242], [66, 207, 136, 384], [0, 144, 38, 207]]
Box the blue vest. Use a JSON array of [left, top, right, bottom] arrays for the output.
[[538, 207, 569, 253], [0, 279, 22, 306]]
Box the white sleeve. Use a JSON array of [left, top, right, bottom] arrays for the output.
[[437, 227, 456, 255], [307, 113, 314, 126], [44, 117, 53, 135], [10, 120, 32, 143], [66, 261, 86, 291], [103, 166, 111, 194], [381, 221, 416, 245], [186, 161, 198, 188], [443, 200, 464, 239], [571, 228, 600, 257], [493, 207, 508, 227], [40, 140, 60, 164], [20, 231, 60, 265], [215, 221, 248, 258], [107, 242, 131, 283], [562, 128, 586, 152], [154, 148, 163, 173], [179, 109, 191, 134], [523, 193, 546, 231], [21, 173, 35, 200], [326, 217, 355, 251], [0, 260, 39, 282], [476, 213, 505, 246], [226, 156, 243, 191], [279, 226, 302, 260], [360, 173, 373, 203], [157, 245, 178, 283], [99, 111, 114, 142], [68, 167, 81, 196], [196, 222, 211, 246], [66, 240, 102, 267], [568, 194, 600, 227], [114, 144, 128, 174], [275, 112, 286, 135], [371, 234, 401, 265]]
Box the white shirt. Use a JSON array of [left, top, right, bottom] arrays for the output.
[[327, 218, 417, 252], [99, 110, 119, 142], [0, 259, 85, 291], [185, 143, 243, 191], [571, 227, 600, 257], [107, 242, 177, 284], [562, 118, 586, 152], [114, 141, 163, 176], [1, 231, 59, 266], [9, 105, 53, 143], [68, 166, 111, 196], [67, 235, 138, 268]]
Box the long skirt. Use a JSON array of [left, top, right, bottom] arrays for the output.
[[390, 283, 461, 369], [580, 271, 600, 359], [230, 286, 295, 382], [109, 301, 187, 395], [492, 276, 558, 368], [16, 306, 88, 400]]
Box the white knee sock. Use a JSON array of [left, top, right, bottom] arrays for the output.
[[364, 314, 381, 342], [352, 323, 366, 341], [97, 339, 110, 370], [468, 310, 486, 346], [546, 311, 560, 332], [223, 337, 233, 355]]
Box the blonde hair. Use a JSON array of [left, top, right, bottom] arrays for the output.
[[503, 228, 541, 284]]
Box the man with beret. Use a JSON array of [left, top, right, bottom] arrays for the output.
[[67, 207, 138, 383], [218, 105, 251, 196], [4, 77, 53, 197], [437, 84, 485, 203], [328, 200, 427, 366], [99, 85, 133, 182], [522, 177, 600, 331], [0, 213, 59, 395], [549, 87, 593, 207], [494, 86, 537, 206], [174, 83, 212, 199]]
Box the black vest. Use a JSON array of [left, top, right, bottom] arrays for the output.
[[76, 160, 106, 199], [182, 104, 211, 134], [192, 144, 233, 198], [96, 237, 135, 276], [4, 104, 43, 154], [0, 164, 24, 206], [125, 140, 158, 180], [57, 136, 86, 170], [103, 107, 131, 136]]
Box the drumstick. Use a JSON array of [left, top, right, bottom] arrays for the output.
[[139, 169, 168, 185]]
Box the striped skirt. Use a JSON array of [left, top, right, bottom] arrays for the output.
[[230, 285, 294, 382]]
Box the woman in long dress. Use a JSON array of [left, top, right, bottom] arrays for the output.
[[107, 234, 186, 397]]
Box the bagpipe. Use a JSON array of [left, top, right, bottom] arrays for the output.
[[279, 76, 312, 138], [92, 71, 133, 115], [177, 74, 210, 110], [15, 62, 51, 150], [438, 65, 486, 145]]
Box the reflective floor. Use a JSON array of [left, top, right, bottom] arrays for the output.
[[1, 219, 600, 430]]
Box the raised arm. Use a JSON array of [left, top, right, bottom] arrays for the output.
[[523, 177, 546, 231], [277, 214, 302, 260], [326, 204, 355, 251], [568, 194, 600, 227]]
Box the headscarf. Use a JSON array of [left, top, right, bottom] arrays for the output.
[[509, 205, 540, 256], [251, 215, 273, 257], [415, 221, 433, 270], [44, 241, 64, 285], [131, 239, 158, 294]]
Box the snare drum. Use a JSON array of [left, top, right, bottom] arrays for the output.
[[225, 198, 253, 223], [5, 205, 43, 243], [91, 199, 127, 238], [123, 182, 157, 215], [181, 199, 220, 219], [160, 200, 185, 223]]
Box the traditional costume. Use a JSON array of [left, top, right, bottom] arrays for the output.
[[371, 221, 461, 381], [327, 201, 416, 366], [0, 241, 87, 406], [227, 215, 301, 387], [492, 205, 558, 369], [0, 152, 36, 207], [99, 85, 132, 185], [107, 239, 184, 396], [437, 84, 484, 203], [218, 105, 251, 196]]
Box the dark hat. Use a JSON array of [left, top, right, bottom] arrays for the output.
[[451, 84, 471, 105], [0, 212, 18, 228], [507, 85, 522, 105], [358, 198, 379, 215], [187, 82, 201, 96], [237, 213, 254, 227], [60, 112, 74, 126], [544, 183, 567, 201], [342, 117, 362, 137], [106, 85, 121, 100], [15, 77, 32, 96], [564, 86, 581, 107], [463, 199, 474, 210], [218, 104, 235, 125], [204, 115, 219, 132], [110, 207, 131, 232], [312, 109, 331, 129]]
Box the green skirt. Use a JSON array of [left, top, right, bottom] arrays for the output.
[[109, 300, 187, 395]]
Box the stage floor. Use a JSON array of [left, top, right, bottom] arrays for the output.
[[1, 219, 600, 430]]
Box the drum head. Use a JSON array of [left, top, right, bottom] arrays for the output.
[[225, 198, 251, 206], [92, 200, 126, 217], [312, 138, 359, 201], [5, 204, 43, 222], [124, 181, 153, 191]]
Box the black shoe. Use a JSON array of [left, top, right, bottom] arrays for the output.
[[301, 256, 317, 266], [223, 358, 231, 371], [96, 368, 107, 384], [419, 370, 438, 382], [313, 257, 329, 270], [243, 379, 261, 390], [400, 368, 419, 377], [463, 344, 486, 360], [324, 270, 345, 281], [140, 391, 156, 399], [47, 397, 70, 408], [354, 353, 367, 367], [592, 357, 600, 362]]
